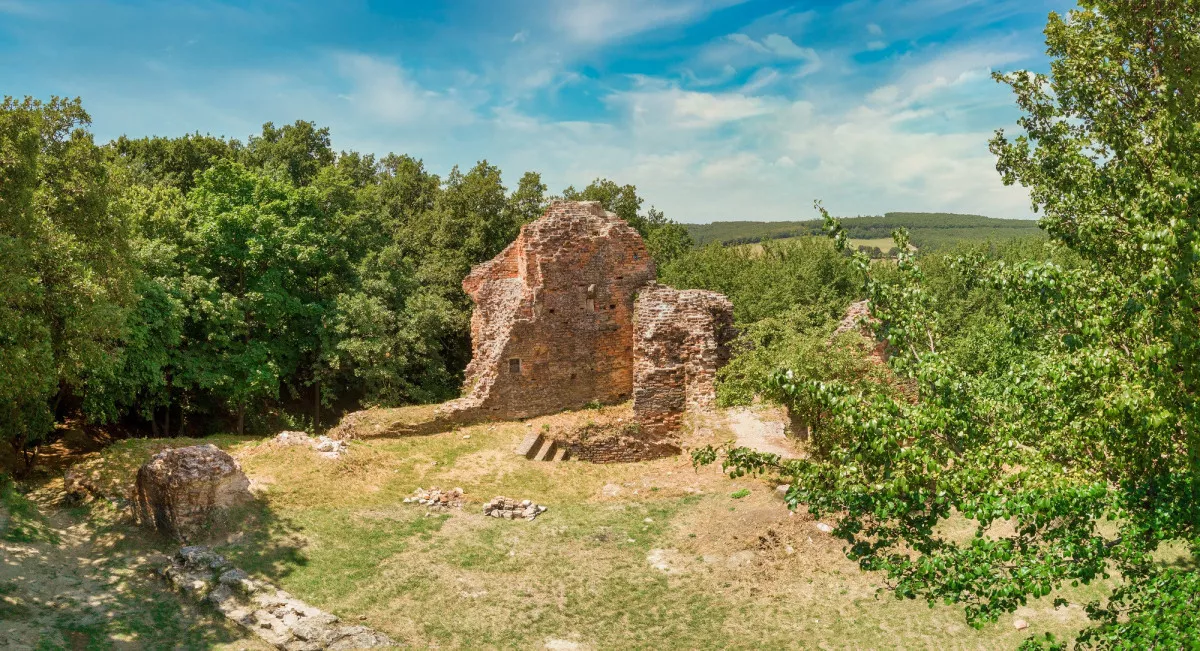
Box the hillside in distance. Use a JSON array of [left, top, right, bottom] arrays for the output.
[[686, 212, 1043, 251]]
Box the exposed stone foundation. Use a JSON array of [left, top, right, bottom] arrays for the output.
[[162, 546, 396, 650], [633, 284, 736, 435], [559, 422, 682, 464]]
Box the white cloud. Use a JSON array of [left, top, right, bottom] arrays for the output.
[[511, 30, 528, 43], [554, 0, 746, 45], [867, 22, 884, 35], [866, 40, 887, 51], [739, 68, 780, 93], [333, 53, 478, 127], [610, 86, 775, 129]]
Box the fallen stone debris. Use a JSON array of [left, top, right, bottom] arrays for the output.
[[483, 496, 547, 521], [133, 444, 253, 543], [403, 486, 464, 509], [272, 430, 348, 459], [162, 546, 397, 650]]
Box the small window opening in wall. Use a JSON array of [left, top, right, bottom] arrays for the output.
[[616, 275, 624, 280], [509, 358, 521, 374], [548, 308, 556, 314], [609, 304, 616, 310], [570, 373, 577, 380], [586, 283, 597, 312], [633, 252, 640, 260]]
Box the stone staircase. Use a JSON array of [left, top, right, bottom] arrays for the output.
[[516, 432, 571, 462]]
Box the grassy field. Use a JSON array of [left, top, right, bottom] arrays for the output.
[[1, 405, 1109, 649], [685, 213, 1043, 251]]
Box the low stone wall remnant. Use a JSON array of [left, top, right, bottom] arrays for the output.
[[162, 546, 397, 650]]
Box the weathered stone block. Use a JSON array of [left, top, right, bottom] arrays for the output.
[[133, 445, 252, 543]]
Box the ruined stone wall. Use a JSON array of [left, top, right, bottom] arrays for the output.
[[633, 284, 736, 435], [559, 422, 682, 464], [442, 201, 656, 421]]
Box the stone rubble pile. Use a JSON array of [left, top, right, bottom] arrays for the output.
[[273, 431, 348, 459], [162, 546, 396, 650], [403, 486, 464, 509], [483, 496, 547, 521]]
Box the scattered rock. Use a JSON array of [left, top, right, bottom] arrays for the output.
[[646, 548, 688, 574], [132, 445, 252, 543], [162, 546, 397, 649], [483, 496, 547, 521], [815, 522, 834, 534], [601, 483, 622, 497], [545, 639, 585, 650], [1014, 619, 1029, 631], [774, 484, 790, 500], [404, 486, 464, 509], [272, 431, 348, 459]]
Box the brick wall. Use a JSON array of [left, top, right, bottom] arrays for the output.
[[442, 201, 656, 421], [633, 284, 736, 435]]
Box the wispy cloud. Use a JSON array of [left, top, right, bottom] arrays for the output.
[[553, 0, 747, 45]]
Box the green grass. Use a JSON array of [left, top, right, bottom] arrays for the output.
[[26, 406, 1105, 648], [1, 473, 58, 543]]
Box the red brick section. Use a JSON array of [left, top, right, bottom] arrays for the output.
[[440, 201, 657, 422], [633, 284, 736, 435]]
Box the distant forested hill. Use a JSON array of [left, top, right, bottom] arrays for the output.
[[685, 212, 1043, 250]]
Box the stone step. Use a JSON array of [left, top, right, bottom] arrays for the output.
[[516, 432, 545, 459], [535, 439, 558, 462], [552, 445, 570, 462]]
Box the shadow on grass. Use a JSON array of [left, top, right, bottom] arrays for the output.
[[0, 440, 314, 649]]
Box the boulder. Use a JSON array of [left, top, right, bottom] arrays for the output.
[[133, 445, 252, 542]]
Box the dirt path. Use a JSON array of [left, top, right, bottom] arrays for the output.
[[724, 407, 800, 459], [0, 485, 266, 650]]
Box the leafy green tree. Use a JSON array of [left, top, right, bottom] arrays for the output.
[[0, 96, 133, 470], [177, 160, 324, 434], [661, 237, 859, 325], [563, 178, 693, 267], [241, 120, 334, 187], [509, 171, 548, 227], [107, 132, 238, 193], [699, 2, 1200, 647]]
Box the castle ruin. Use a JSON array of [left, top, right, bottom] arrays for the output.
[[440, 201, 735, 444]]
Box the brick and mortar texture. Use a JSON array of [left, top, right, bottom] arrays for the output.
[[439, 200, 736, 453], [440, 201, 657, 422], [632, 284, 736, 435]]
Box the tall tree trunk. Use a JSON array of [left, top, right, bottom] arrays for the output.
[[314, 377, 321, 432], [164, 373, 172, 438], [237, 404, 245, 436]]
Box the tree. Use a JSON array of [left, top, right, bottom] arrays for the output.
[[698, 2, 1200, 647], [563, 178, 693, 268], [177, 160, 324, 434], [241, 120, 334, 187], [509, 171, 548, 227], [0, 96, 133, 471], [107, 132, 238, 193]]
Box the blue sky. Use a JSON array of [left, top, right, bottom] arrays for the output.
[[0, 0, 1073, 222]]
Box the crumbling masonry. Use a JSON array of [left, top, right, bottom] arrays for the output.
[[633, 284, 735, 435], [440, 201, 735, 446]]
